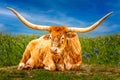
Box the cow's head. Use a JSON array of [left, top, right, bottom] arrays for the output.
[[49, 26, 72, 54], [8, 7, 112, 54]]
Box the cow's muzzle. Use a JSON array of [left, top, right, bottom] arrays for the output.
[[50, 47, 61, 54]]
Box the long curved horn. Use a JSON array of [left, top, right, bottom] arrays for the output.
[[68, 12, 113, 33], [7, 7, 50, 31]]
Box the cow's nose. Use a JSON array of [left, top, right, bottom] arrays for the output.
[[50, 47, 57, 53], [50, 47, 61, 54], [54, 48, 57, 52]]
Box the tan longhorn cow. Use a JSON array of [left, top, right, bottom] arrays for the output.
[[8, 7, 112, 71]]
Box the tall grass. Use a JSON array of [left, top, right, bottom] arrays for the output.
[[0, 33, 39, 67], [80, 34, 120, 67], [0, 33, 120, 67]]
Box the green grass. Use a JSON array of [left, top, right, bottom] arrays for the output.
[[0, 65, 120, 80], [80, 34, 120, 66], [0, 32, 120, 80]]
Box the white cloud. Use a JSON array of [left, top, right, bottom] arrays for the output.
[[0, 8, 14, 16], [19, 10, 87, 27], [1, 7, 112, 29], [3, 8, 87, 28]]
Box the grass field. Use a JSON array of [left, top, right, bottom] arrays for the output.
[[0, 33, 120, 80]]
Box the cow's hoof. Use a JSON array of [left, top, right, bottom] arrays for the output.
[[17, 63, 25, 70], [44, 64, 56, 71], [57, 64, 65, 71], [44, 66, 49, 70], [65, 63, 72, 70], [24, 64, 32, 70]]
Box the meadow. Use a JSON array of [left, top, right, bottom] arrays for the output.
[[0, 32, 120, 80]]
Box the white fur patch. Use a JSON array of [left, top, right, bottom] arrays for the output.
[[26, 58, 33, 65], [66, 63, 72, 70], [18, 63, 25, 70], [44, 64, 55, 71]]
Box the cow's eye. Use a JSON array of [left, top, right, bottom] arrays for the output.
[[50, 35, 52, 39], [62, 37, 64, 39]]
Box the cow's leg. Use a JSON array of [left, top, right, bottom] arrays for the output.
[[64, 55, 72, 70], [65, 63, 72, 70], [18, 48, 30, 70], [18, 40, 37, 70], [56, 64, 65, 71], [71, 60, 82, 70], [55, 55, 65, 71], [65, 62, 81, 70], [65, 59, 82, 70], [43, 54, 56, 71], [44, 63, 56, 71], [65, 57, 82, 70], [17, 62, 25, 70], [24, 58, 34, 70]]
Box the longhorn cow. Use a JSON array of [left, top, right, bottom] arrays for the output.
[[8, 7, 112, 71]]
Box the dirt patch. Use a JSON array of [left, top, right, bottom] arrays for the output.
[[0, 66, 17, 71], [0, 64, 120, 75], [80, 64, 120, 75]]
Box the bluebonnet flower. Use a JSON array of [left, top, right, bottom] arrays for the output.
[[85, 53, 90, 59], [118, 62, 120, 67], [94, 48, 99, 56]]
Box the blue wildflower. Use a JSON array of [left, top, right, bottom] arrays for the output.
[[85, 53, 90, 59], [118, 62, 120, 67], [94, 48, 99, 56]]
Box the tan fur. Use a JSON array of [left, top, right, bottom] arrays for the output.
[[18, 35, 51, 70], [52, 53, 65, 71], [49, 27, 82, 70], [64, 33, 82, 70], [18, 26, 82, 71]]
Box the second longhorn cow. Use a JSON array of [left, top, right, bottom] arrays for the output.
[[8, 7, 112, 71]]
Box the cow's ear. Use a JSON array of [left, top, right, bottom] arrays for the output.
[[66, 32, 76, 38], [43, 34, 51, 40]]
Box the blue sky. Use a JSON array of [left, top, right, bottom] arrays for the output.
[[0, 0, 120, 36]]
